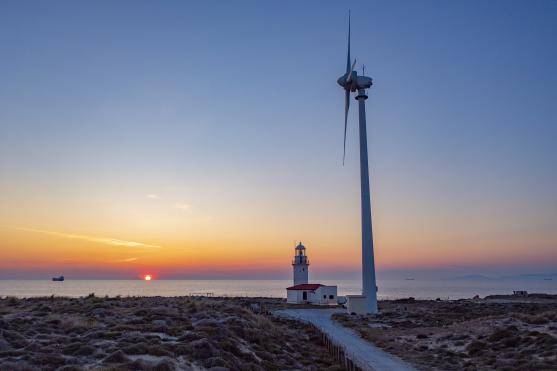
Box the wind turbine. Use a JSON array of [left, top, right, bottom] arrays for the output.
[[337, 13, 378, 314]]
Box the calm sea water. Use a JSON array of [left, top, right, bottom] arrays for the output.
[[1, 279, 556, 300]]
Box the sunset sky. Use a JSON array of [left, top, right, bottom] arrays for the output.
[[1, 1, 556, 279]]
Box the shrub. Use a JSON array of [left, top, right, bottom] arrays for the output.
[[488, 326, 517, 342], [466, 340, 486, 355]]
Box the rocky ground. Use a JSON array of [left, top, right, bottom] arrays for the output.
[[0, 295, 343, 371], [333, 295, 557, 370]]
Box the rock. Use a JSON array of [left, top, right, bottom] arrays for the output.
[[152, 359, 176, 371], [219, 316, 250, 327], [2, 330, 29, 348], [191, 338, 214, 359], [237, 362, 264, 371], [91, 308, 106, 317], [488, 326, 518, 342], [177, 331, 201, 342], [466, 340, 486, 355], [122, 342, 149, 355], [35, 353, 66, 367], [62, 342, 84, 355], [152, 319, 167, 326], [174, 344, 192, 356], [0, 361, 34, 371], [74, 345, 96, 356], [147, 344, 174, 357], [194, 318, 220, 327], [204, 356, 230, 368], [102, 331, 121, 339], [119, 331, 145, 342], [83, 330, 105, 340], [57, 366, 83, 371], [103, 350, 129, 363], [0, 338, 11, 351], [255, 350, 276, 362], [128, 359, 175, 370]]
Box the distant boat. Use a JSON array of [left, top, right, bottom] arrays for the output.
[[52, 276, 64, 282], [544, 278, 553, 281], [405, 278, 415, 281]]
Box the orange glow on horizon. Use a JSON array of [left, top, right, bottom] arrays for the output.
[[1, 201, 556, 278]]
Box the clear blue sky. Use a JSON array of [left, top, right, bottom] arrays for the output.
[[0, 1, 556, 279]]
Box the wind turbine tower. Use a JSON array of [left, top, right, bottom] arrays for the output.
[[337, 14, 378, 314]]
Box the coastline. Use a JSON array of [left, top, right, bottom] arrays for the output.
[[2, 278, 556, 300]]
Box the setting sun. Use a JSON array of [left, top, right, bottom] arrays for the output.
[[144, 274, 152, 281]]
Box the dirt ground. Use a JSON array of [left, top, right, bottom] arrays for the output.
[[333, 296, 557, 370]]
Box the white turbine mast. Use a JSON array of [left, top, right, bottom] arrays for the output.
[[337, 12, 378, 314]]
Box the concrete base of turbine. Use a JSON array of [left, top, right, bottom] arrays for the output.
[[346, 295, 378, 315]]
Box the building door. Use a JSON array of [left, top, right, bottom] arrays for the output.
[[302, 291, 307, 301]]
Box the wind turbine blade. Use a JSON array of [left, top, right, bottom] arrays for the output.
[[343, 89, 350, 165], [346, 11, 351, 75], [346, 58, 357, 83]]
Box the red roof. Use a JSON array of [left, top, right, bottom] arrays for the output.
[[286, 284, 323, 291]]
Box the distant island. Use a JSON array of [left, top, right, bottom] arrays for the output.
[[451, 273, 557, 281]]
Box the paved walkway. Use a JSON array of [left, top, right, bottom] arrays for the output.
[[275, 308, 415, 371]]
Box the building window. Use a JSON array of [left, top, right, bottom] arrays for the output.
[[329, 295, 334, 299], [323, 295, 326, 299]]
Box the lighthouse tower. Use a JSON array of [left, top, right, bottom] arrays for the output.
[[292, 242, 309, 285], [286, 242, 337, 305]]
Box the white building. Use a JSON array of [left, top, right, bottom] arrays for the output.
[[286, 242, 337, 305], [287, 284, 338, 305]]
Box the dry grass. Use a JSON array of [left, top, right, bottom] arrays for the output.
[[0, 296, 339, 370], [334, 298, 557, 370]]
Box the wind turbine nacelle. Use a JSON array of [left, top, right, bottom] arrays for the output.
[[337, 73, 372, 91], [356, 76, 372, 89]]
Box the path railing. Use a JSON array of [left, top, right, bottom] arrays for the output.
[[274, 311, 370, 370]]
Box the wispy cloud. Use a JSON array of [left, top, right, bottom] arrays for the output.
[[147, 194, 161, 200], [115, 257, 139, 263], [15, 228, 161, 249], [173, 203, 191, 210]]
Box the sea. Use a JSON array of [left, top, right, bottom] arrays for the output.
[[1, 279, 556, 300]]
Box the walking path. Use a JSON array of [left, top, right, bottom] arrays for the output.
[[275, 308, 415, 371]]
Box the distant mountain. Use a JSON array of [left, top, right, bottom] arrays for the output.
[[451, 275, 495, 281], [499, 273, 557, 281], [451, 273, 557, 281]]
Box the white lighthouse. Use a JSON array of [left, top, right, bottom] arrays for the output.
[[292, 242, 309, 285], [286, 242, 337, 305]]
